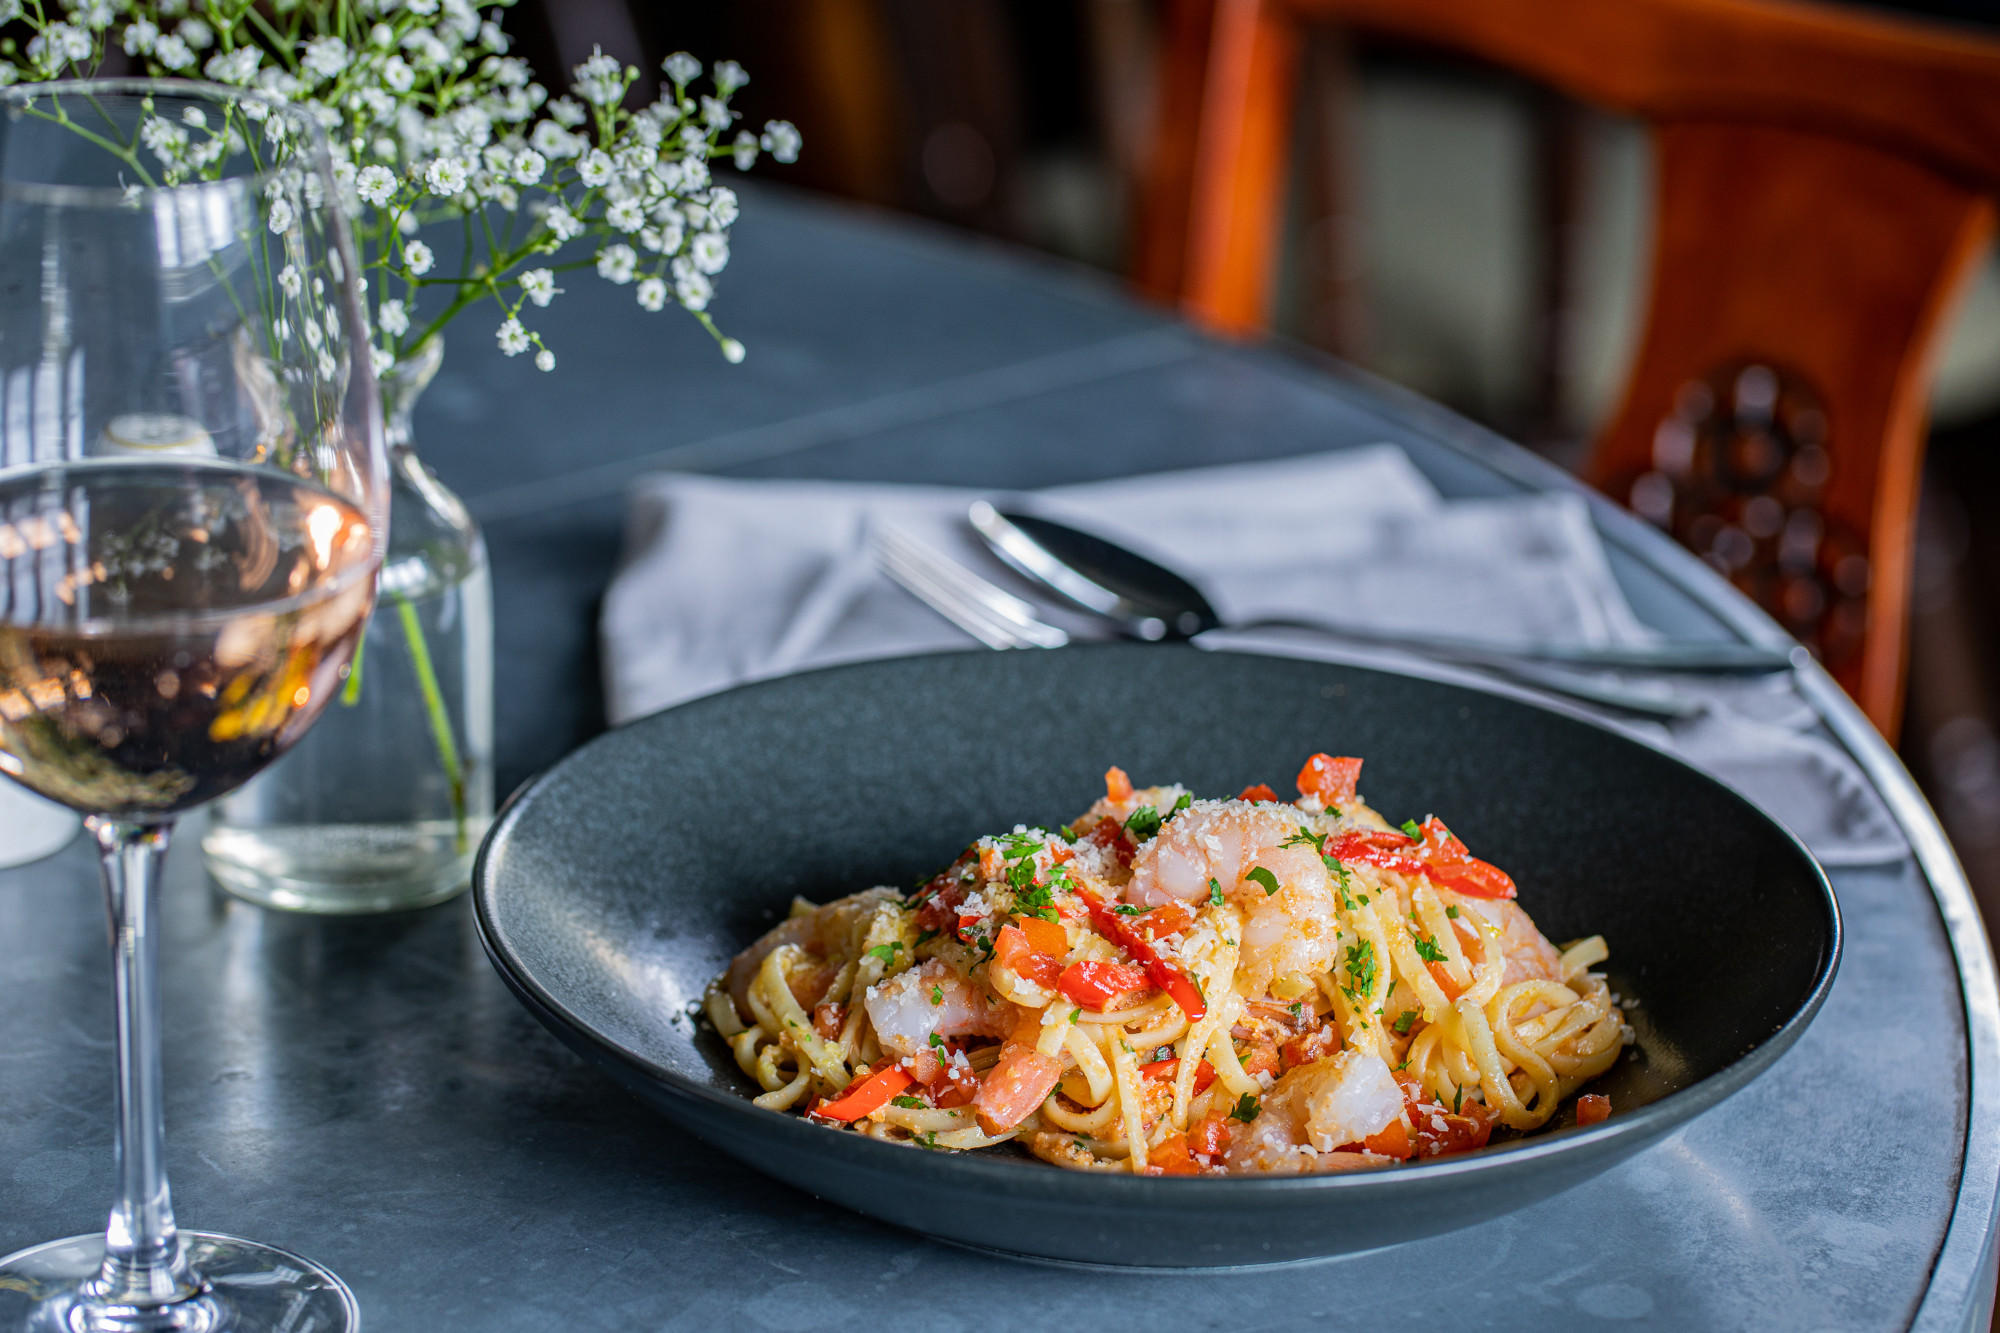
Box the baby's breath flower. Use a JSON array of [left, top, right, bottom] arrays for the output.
[[203, 46, 259, 85], [175, 17, 212, 50], [370, 23, 395, 49], [482, 21, 509, 53], [720, 338, 745, 364], [662, 51, 701, 86], [577, 149, 613, 188], [152, 32, 194, 70], [548, 96, 586, 128], [495, 317, 530, 356], [29, 22, 93, 71], [542, 204, 583, 243], [529, 120, 581, 160], [268, 196, 295, 236], [700, 96, 733, 131], [378, 299, 410, 337], [511, 149, 546, 186], [713, 61, 748, 95], [519, 268, 557, 307], [424, 157, 469, 197], [535, 347, 555, 372], [673, 266, 712, 312], [181, 106, 207, 129], [403, 239, 435, 275], [71, 0, 113, 30], [596, 244, 637, 284], [762, 120, 802, 164], [690, 231, 729, 275], [635, 276, 667, 312], [707, 186, 740, 228], [356, 165, 398, 208], [279, 264, 304, 299], [731, 131, 758, 171], [382, 55, 415, 94], [606, 197, 644, 233], [122, 19, 158, 55], [303, 36, 348, 80], [573, 46, 625, 107]]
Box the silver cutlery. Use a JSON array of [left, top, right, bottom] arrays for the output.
[[876, 519, 1696, 720], [968, 500, 1801, 677]]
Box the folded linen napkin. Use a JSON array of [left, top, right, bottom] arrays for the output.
[[601, 446, 1904, 867]]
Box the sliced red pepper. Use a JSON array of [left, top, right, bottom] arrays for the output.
[[1361, 1118, 1415, 1159], [1075, 886, 1207, 1021], [993, 924, 1063, 989], [1058, 960, 1151, 1010], [811, 1066, 914, 1122], [1189, 1114, 1232, 1159], [1297, 753, 1363, 806], [1326, 826, 1517, 901], [1238, 783, 1279, 803], [1137, 1056, 1218, 1093], [1142, 1132, 1201, 1176], [1104, 765, 1134, 804], [1575, 1093, 1612, 1127], [1085, 820, 1137, 869], [1425, 959, 1464, 1001]]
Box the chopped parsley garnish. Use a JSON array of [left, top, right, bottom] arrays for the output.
[[865, 942, 904, 964], [1245, 866, 1281, 896], [1280, 826, 1325, 853], [1124, 805, 1163, 841], [1411, 933, 1448, 964], [1452, 1084, 1465, 1115], [1385, 978, 1397, 1001], [915, 1131, 942, 1150], [1328, 856, 1358, 910], [1400, 818, 1425, 842], [914, 927, 940, 947], [1228, 1093, 1262, 1123], [890, 1095, 925, 1109], [1208, 878, 1224, 907], [1069, 1008, 1081, 1025], [1445, 905, 1460, 919], [929, 1032, 946, 1051], [1341, 938, 1378, 1007], [1171, 792, 1192, 814], [1288, 1001, 1303, 1020], [1393, 1010, 1417, 1035], [929, 984, 944, 1006], [1112, 904, 1142, 915], [1058, 823, 1078, 842], [1152, 1045, 1174, 1062]]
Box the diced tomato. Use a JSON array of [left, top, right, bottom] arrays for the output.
[[1074, 886, 1207, 1021], [811, 1002, 845, 1040], [1576, 1093, 1612, 1127], [933, 1081, 974, 1109], [1019, 915, 1068, 957], [1425, 960, 1464, 1001], [1279, 1023, 1343, 1072], [1058, 960, 1151, 1010], [1362, 1118, 1414, 1159], [1104, 766, 1134, 804], [972, 1046, 1061, 1135], [912, 877, 971, 932], [1049, 842, 1074, 864], [1136, 1057, 1219, 1094], [1238, 783, 1280, 803], [1399, 1078, 1499, 1159], [993, 924, 1064, 989], [811, 1066, 913, 1123], [978, 845, 1004, 878], [1237, 1035, 1280, 1079], [1134, 902, 1193, 938], [1296, 754, 1363, 806], [1085, 820, 1137, 869], [1189, 1114, 1232, 1159], [1142, 1132, 1201, 1176]]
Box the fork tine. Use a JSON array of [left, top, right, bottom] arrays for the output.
[[874, 534, 1033, 649], [872, 527, 1069, 649]]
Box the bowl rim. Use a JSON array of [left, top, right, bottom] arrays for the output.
[[473, 642, 1842, 1201]]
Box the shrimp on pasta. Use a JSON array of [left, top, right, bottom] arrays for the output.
[[704, 755, 1633, 1174]]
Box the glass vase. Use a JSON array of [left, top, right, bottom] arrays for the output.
[[203, 338, 494, 912]]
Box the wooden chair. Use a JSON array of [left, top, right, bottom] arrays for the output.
[[1138, 0, 2000, 736]]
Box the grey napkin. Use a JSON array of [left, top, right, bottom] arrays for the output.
[[601, 447, 1905, 867]]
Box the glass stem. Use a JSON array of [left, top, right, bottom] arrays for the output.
[[87, 817, 200, 1311]]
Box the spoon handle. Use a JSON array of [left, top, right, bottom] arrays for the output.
[[1225, 616, 1802, 677]]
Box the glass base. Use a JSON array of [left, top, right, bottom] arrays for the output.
[[201, 820, 477, 914], [0, 1231, 358, 1332]]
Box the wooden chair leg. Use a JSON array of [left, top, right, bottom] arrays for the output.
[[1182, 0, 1302, 332], [1587, 121, 1995, 737]]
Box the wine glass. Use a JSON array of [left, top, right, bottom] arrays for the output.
[[0, 82, 384, 1331]]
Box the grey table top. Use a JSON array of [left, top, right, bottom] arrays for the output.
[[3, 185, 1997, 1331]]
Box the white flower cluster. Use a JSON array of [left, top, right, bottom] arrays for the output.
[[5, 0, 798, 372]]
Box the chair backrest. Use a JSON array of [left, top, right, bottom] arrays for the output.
[[1141, 0, 2000, 735]]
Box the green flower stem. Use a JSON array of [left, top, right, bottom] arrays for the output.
[[394, 589, 467, 853]]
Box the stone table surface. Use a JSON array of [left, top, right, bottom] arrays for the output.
[[2, 185, 1995, 1331]]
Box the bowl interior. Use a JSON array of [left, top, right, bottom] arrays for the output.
[[479, 644, 1836, 1148]]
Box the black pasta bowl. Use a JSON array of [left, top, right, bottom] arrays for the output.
[[473, 644, 1839, 1268]]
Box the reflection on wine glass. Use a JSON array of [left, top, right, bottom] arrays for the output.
[[0, 82, 385, 1332]]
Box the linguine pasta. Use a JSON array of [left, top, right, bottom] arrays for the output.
[[706, 755, 1631, 1175]]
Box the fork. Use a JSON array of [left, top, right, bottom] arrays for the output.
[[871, 523, 1698, 721], [872, 524, 1070, 650]]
